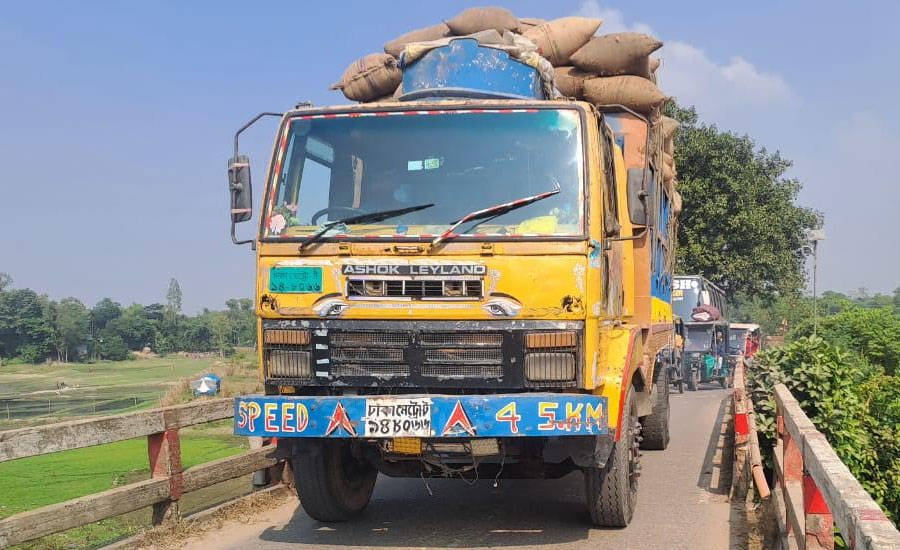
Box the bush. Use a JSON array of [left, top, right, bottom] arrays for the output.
[[747, 336, 900, 520], [99, 334, 131, 361], [791, 307, 900, 374]]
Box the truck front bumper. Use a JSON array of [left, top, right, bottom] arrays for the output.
[[234, 393, 608, 439]]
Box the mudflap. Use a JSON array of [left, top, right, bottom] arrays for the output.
[[541, 434, 616, 469]]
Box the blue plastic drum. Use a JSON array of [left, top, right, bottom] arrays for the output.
[[400, 38, 544, 101]]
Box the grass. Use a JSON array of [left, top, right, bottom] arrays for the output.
[[2, 428, 249, 549], [0, 352, 262, 429], [0, 352, 264, 549], [0, 430, 247, 518]]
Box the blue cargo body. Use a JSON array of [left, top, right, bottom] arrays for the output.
[[401, 38, 544, 101], [235, 393, 608, 438]]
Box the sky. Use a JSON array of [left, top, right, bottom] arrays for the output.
[[1, 1, 898, 312]]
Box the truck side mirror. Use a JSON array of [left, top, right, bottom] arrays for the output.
[[228, 155, 252, 223], [626, 167, 649, 226]]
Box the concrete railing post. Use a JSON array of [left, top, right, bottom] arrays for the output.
[[148, 428, 183, 525]]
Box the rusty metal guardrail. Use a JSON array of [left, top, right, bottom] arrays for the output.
[[731, 357, 769, 502], [0, 398, 284, 547]]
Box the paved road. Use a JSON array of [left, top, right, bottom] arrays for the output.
[[186, 386, 738, 550]]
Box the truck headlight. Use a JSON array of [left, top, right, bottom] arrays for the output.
[[525, 331, 577, 348], [267, 350, 311, 379], [264, 329, 311, 379], [524, 353, 576, 382]]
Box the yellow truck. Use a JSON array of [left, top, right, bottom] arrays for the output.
[[228, 41, 677, 527]]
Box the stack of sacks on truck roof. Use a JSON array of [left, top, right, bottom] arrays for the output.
[[330, 6, 680, 189]]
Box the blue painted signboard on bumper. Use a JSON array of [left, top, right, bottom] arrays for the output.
[[234, 393, 608, 438]]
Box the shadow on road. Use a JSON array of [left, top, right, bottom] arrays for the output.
[[259, 475, 594, 548], [696, 390, 733, 497]]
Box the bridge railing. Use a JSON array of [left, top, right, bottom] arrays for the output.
[[731, 358, 769, 502], [771, 383, 900, 549], [732, 355, 900, 550], [0, 398, 284, 548]]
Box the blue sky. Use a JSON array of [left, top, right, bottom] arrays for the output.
[[1, 1, 897, 312]]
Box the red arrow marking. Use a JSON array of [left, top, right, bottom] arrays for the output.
[[442, 400, 476, 436], [324, 402, 356, 436]]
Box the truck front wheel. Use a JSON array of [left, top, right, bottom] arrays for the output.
[[584, 387, 640, 527], [292, 442, 377, 522], [640, 366, 670, 450]]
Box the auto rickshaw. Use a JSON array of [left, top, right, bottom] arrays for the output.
[[682, 321, 731, 390], [727, 322, 760, 372]]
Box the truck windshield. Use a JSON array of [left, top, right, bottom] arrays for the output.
[[729, 329, 747, 354], [684, 325, 713, 353], [262, 108, 584, 240], [672, 277, 700, 320]]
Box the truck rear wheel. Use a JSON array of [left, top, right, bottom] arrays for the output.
[[292, 442, 377, 522], [640, 367, 670, 450], [584, 387, 640, 527]]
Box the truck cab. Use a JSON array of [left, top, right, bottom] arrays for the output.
[[227, 40, 675, 527]]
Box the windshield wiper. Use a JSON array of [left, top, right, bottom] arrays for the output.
[[299, 203, 434, 250], [431, 185, 561, 246]]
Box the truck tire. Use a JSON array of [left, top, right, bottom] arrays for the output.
[[292, 442, 377, 522], [686, 362, 698, 392], [584, 387, 640, 527], [640, 367, 670, 450]]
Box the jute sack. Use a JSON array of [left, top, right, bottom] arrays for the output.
[[583, 75, 667, 113], [523, 17, 603, 66], [554, 66, 596, 97], [517, 17, 546, 33], [384, 23, 453, 57], [662, 153, 676, 182], [663, 152, 675, 169], [649, 57, 661, 83], [570, 33, 663, 76], [446, 6, 518, 35], [331, 54, 402, 102], [672, 190, 683, 216], [657, 115, 679, 139]]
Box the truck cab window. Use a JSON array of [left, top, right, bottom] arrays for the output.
[[601, 123, 620, 237]]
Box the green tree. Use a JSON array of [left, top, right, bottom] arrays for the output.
[[225, 298, 255, 347], [104, 309, 155, 351], [98, 333, 130, 361], [180, 316, 212, 352], [0, 272, 12, 292], [91, 298, 122, 332], [792, 306, 900, 375], [667, 104, 820, 299], [209, 312, 233, 356], [0, 288, 55, 363], [732, 291, 812, 336], [55, 298, 90, 363], [166, 279, 182, 351]]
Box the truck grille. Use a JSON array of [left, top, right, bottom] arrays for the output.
[[261, 320, 584, 390], [420, 364, 504, 378], [346, 279, 482, 299], [332, 364, 410, 377], [326, 329, 505, 382]]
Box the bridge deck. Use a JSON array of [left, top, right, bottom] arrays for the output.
[[179, 388, 738, 550]]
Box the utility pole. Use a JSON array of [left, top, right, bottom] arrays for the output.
[[803, 228, 826, 335]]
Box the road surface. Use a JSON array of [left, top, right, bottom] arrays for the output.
[[185, 386, 737, 550]]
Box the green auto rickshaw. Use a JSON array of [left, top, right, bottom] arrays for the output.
[[681, 321, 731, 390]]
